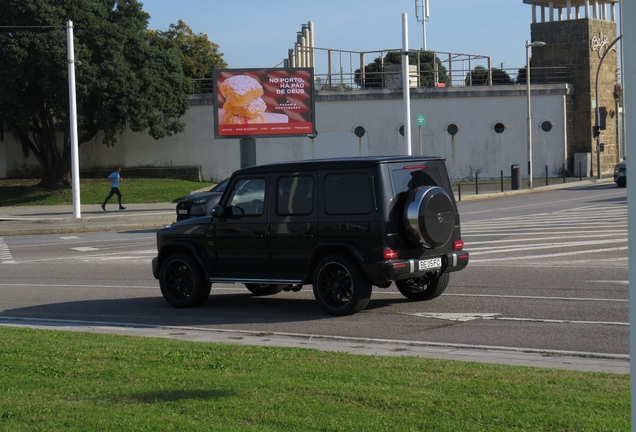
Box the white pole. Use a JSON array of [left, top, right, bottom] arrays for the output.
[[526, 41, 533, 188], [402, 13, 412, 155], [67, 20, 81, 219], [622, 0, 636, 428]]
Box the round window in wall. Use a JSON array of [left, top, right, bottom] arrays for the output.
[[540, 120, 553, 132], [446, 123, 458, 136], [399, 125, 405, 136], [354, 126, 366, 137], [493, 122, 506, 134]]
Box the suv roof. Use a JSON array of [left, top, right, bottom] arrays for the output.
[[236, 155, 447, 174]]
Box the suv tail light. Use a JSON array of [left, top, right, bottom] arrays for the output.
[[453, 240, 464, 250], [383, 249, 399, 259]]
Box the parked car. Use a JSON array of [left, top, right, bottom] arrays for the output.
[[175, 178, 229, 221], [153, 156, 469, 316], [614, 157, 626, 187]]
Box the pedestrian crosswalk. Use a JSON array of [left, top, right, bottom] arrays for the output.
[[0, 237, 16, 264], [462, 201, 628, 267]]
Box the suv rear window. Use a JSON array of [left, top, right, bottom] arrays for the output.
[[324, 173, 372, 215], [390, 164, 445, 194]]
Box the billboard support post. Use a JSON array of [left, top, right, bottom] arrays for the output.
[[240, 138, 257, 168]]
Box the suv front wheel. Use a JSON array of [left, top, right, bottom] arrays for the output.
[[312, 254, 372, 316], [395, 272, 449, 301], [159, 252, 211, 308]]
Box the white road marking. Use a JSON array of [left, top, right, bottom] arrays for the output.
[[0, 237, 16, 264], [404, 313, 628, 326], [59, 236, 79, 239], [406, 312, 501, 321], [469, 246, 628, 262], [71, 247, 100, 252]]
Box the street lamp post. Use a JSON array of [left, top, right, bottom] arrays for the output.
[[526, 40, 546, 189]]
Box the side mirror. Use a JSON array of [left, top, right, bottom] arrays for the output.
[[211, 205, 224, 217]]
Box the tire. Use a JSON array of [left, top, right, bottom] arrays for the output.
[[404, 186, 455, 248], [312, 254, 372, 316], [159, 252, 211, 308], [245, 283, 285, 296], [396, 272, 449, 301]]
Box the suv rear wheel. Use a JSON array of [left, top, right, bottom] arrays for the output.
[[395, 272, 449, 301], [313, 254, 372, 316], [245, 283, 286, 296], [159, 253, 211, 308]]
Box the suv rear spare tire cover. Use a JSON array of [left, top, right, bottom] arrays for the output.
[[404, 186, 455, 248]]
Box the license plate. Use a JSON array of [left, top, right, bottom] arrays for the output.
[[418, 258, 442, 271], [178, 209, 188, 214]]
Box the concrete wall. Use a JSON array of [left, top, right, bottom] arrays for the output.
[[1, 84, 573, 182]]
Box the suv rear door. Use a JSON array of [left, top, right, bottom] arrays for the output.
[[269, 172, 318, 278]]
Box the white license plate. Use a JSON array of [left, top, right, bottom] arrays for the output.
[[178, 210, 188, 214], [418, 258, 442, 271]]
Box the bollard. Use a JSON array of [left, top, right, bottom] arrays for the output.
[[579, 161, 582, 181], [500, 170, 504, 192], [546, 165, 548, 186], [458, 183, 461, 201], [511, 164, 521, 190], [475, 173, 479, 195], [563, 163, 566, 183]]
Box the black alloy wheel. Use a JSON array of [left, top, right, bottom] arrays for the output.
[[159, 253, 211, 308], [395, 272, 449, 301], [312, 255, 372, 316]]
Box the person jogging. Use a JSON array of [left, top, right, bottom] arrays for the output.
[[102, 167, 126, 211]]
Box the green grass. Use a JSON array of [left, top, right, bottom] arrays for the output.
[[0, 178, 213, 206], [0, 326, 629, 431]]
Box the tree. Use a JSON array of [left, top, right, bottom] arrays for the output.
[[147, 20, 227, 79], [354, 50, 448, 89], [0, 0, 192, 189], [465, 65, 513, 86]]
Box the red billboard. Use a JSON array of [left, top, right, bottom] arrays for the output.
[[213, 68, 316, 139]]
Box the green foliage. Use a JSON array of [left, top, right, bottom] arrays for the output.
[[0, 0, 192, 189], [0, 326, 630, 431], [465, 65, 514, 86], [147, 20, 228, 79], [354, 50, 448, 89]]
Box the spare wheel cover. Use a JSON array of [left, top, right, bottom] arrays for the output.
[[404, 186, 455, 248]]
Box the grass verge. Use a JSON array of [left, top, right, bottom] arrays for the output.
[[0, 326, 629, 431], [0, 178, 212, 206]]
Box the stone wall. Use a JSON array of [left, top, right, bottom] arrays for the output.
[[531, 18, 619, 175]]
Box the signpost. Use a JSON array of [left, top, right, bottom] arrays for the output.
[[417, 114, 426, 155]]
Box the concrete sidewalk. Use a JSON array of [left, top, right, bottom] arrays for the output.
[[0, 202, 176, 236]]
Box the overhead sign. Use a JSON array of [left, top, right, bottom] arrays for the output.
[[213, 68, 316, 139]]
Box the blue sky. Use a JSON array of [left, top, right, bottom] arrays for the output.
[[144, 0, 536, 73]]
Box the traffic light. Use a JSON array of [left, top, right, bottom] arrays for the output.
[[599, 107, 608, 130], [600, 143, 605, 152], [593, 126, 601, 139]]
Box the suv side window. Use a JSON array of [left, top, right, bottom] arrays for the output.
[[228, 178, 266, 215], [324, 173, 372, 215], [277, 176, 313, 215]]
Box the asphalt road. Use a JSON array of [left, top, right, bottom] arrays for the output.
[[0, 182, 628, 365]]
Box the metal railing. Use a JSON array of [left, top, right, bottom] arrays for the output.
[[190, 46, 571, 94]]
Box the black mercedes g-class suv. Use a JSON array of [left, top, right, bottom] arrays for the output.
[[152, 156, 469, 315]]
